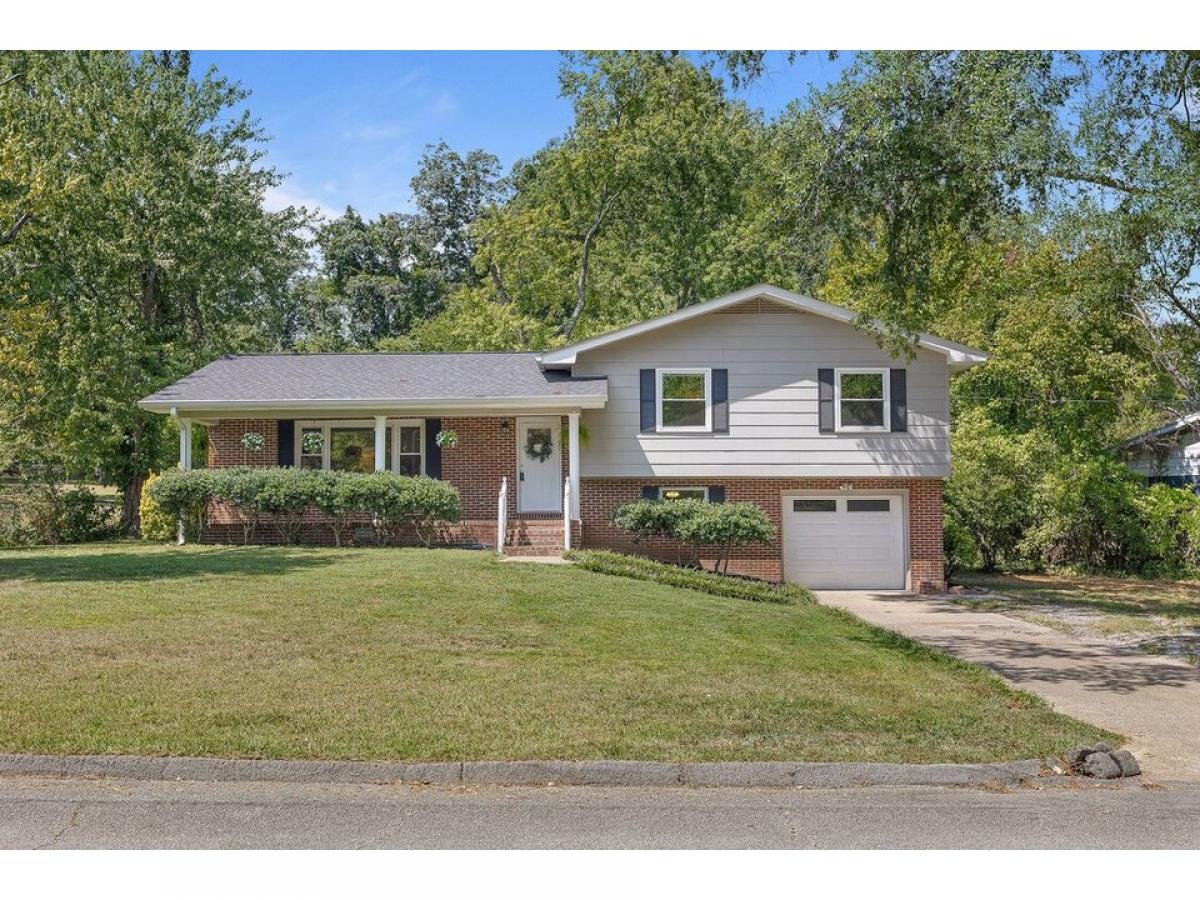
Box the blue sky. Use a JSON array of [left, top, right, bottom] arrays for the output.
[[190, 51, 853, 219]]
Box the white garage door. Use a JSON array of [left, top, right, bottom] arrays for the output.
[[782, 495, 906, 590]]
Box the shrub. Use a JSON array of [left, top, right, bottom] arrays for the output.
[[253, 467, 317, 544], [138, 473, 177, 541], [612, 498, 775, 572], [312, 471, 354, 546], [1136, 483, 1200, 577], [673, 502, 776, 574], [147, 469, 217, 542], [211, 467, 272, 545], [943, 516, 980, 582], [1021, 455, 1150, 572], [945, 413, 1050, 571], [565, 549, 812, 604], [404, 476, 463, 547], [144, 467, 462, 548], [11, 482, 117, 546]]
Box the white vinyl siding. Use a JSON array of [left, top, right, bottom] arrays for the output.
[[1127, 435, 1200, 480], [573, 302, 950, 477]]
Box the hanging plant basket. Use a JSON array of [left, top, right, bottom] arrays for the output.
[[301, 431, 324, 455], [241, 432, 265, 452], [524, 430, 552, 463], [435, 429, 459, 450]]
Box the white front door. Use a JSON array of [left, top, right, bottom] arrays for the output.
[[782, 494, 906, 590], [517, 417, 562, 513]]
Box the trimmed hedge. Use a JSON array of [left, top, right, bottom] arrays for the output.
[[565, 549, 813, 604], [146, 467, 462, 546], [612, 498, 776, 573]]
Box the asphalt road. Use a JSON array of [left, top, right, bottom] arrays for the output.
[[2, 775, 1198, 849]]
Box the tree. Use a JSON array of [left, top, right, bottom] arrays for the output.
[[472, 51, 762, 340], [297, 143, 507, 348], [0, 51, 310, 531]]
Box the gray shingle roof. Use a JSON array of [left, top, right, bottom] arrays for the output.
[[139, 353, 607, 410]]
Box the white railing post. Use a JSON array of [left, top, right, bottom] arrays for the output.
[[563, 477, 572, 552], [496, 477, 508, 555]]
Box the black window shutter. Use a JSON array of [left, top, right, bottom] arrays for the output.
[[276, 420, 294, 466], [425, 418, 442, 478], [818, 369, 835, 434], [708, 485, 725, 504], [890, 369, 907, 432], [640, 369, 656, 433], [642, 485, 658, 501], [712, 369, 729, 434]]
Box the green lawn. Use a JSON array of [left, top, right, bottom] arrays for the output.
[[954, 571, 1200, 662], [0, 542, 1112, 763]]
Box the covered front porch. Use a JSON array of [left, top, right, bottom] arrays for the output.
[[175, 410, 585, 553]]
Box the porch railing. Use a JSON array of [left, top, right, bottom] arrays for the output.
[[563, 478, 572, 552], [496, 476, 508, 555]]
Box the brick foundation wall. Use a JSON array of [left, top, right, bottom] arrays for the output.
[[577, 477, 945, 592]]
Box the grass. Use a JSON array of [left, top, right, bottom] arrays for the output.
[[0, 542, 1113, 763], [565, 548, 815, 604], [952, 571, 1200, 662]]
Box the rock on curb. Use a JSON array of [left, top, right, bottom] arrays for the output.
[[0, 754, 1047, 788]]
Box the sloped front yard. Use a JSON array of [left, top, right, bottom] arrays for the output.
[[0, 543, 1111, 762]]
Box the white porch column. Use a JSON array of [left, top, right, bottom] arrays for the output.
[[175, 411, 192, 471], [568, 411, 581, 520], [374, 415, 387, 472]]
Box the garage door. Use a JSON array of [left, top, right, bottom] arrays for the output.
[[782, 495, 905, 590]]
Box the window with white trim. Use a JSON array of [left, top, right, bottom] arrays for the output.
[[835, 368, 890, 432], [659, 486, 708, 502], [294, 420, 423, 475], [657, 368, 711, 432]]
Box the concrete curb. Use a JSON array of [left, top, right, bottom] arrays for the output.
[[0, 754, 1046, 788]]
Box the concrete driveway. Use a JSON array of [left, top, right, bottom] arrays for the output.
[[817, 591, 1200, 781]]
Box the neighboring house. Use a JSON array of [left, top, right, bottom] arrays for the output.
[[139, 284, 987, 592], [1122, 412, 1200, 489]]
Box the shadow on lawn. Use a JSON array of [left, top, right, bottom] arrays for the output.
[[0, 546, 338, 583]]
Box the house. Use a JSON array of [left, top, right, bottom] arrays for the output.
[[138, 284, 987, 592], [1122, 412, 1200, 489]]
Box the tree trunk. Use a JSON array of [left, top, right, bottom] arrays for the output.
[[121, 472, 146, 536]]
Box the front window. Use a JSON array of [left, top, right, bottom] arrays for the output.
[[835, 369, 889, 432], [657, 368, 711, 432], [330, 427, 387, 473], [295, 420, 422, 475], [396, 424, 423, 476], [659, 486, 708, 502]]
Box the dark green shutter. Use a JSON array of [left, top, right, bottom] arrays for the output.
[[276, 420, 294, 466], [640, 369, 656, 433], [712, 369, 729, 433], [818, 369, 835, 434], [890, 369, 907, 432], [708, 485, 725, 504], [425, 418, 442, 478]]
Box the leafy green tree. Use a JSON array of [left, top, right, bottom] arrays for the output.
[[0, 51, 310, 530]]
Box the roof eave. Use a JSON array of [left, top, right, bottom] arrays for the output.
[[137, 393, 608, 415], [537, 284, 989, 370]]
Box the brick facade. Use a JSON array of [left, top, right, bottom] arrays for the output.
[[207, 419, 279, 468], [201, 417, 944, 592], [578, 476, 945, 592]]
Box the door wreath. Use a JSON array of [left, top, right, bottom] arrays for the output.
[[524, 429, 552, 463]]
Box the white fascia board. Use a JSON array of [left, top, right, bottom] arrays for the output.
[[137, 393, 608, 415], [538, 284, 989, 371]]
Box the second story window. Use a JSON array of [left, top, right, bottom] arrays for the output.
[[657, 368, 711, 432], [835, 368, 890, 432]]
